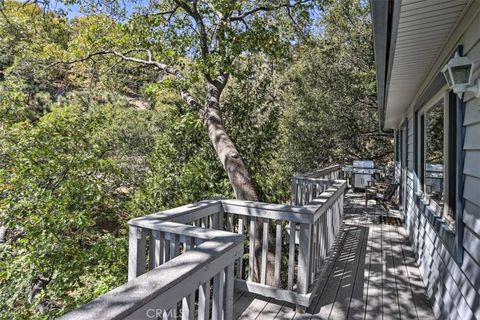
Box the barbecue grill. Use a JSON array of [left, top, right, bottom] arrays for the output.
[[352, 160, 375, 189]]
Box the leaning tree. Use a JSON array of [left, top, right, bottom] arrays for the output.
[[59, 0, 323, 202], [52, 0, 325, 282]]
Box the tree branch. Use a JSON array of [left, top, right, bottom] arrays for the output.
[[174, 0, 213, 82], [229, 0, 311, 21], [53, 49, 203, 112], [57, 49, 182, 79]]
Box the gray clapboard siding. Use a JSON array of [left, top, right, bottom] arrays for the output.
[[404, 144, 480, 317], [406, 197, 472, 320], [463, 200, 480, 236], [464, 98, 480, 126], [401, 18, 480, 318], [464, 150, 480, 179], [463, 226, 480, 265], [464, 121, 480, 150], [464, 175, 480, 208]]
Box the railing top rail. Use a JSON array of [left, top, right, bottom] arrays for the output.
[[129, 219, 240, 241], [293, 164, 343, 179], [309, 181, 346, 221], [60, 234, 243, 320], [291, 177, 331, 183], [130, 180, 346, 226], [129, 200, 221, 226]]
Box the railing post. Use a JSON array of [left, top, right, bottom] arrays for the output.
[[291, 178, 297, 205], [297, 223, 312, 294], [128, 226, 146, 281], [198, 281, 211, 320], [340, 190, 345, 218], [224, 263, 235, 320], [212, 269, 225, 320]]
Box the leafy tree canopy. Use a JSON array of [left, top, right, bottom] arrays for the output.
[[0, 0, 391, 318]]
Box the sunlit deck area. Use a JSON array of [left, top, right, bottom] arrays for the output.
[[232, 191, 435, 320], [61, 166, 436, 320]]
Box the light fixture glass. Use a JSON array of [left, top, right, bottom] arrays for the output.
[[442, 65, 453, 87], [450, 65, 472, 85], [442, 51, 479, 98]]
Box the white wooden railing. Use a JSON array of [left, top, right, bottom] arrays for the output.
[[60, 226, 243, 320], [61, 169, 346, 319], [291, 164, 344, 206]]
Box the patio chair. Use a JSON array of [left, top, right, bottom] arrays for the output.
[[365, 182, 399, 209]]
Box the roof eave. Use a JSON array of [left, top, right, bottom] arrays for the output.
[[371, 0, 401, 131]]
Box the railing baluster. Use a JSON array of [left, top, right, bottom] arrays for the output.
[[209, 215, 214, 229], [149, 230, 162, 270], [297, 223, 311, 294], [163, 305, 175, 320], [237, 216, 244, 278], [302, 182, 307, 205], [182, 293, 194, 320], [170, 234, 179, 260], [187, 236, 195, 251], [274, 220, 282, 288], [212, 269, 225, 320], [287, 221, 295, 290], [248, 217, 256, 281], [128, 226, 146, 281], [291, 179, 296, 205], [224, 264, 235, 320], [296, 182, 300, 205], [309, 223, 315, 285], [261, 219, 269, 285], [227, 212, 233, 232], [164, 236, 171, 262], [198, 280, 211, 320], [318, 217, 323, 271], [312, 218, 318, 275]]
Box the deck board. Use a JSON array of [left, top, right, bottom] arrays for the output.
[[232, 191, 435, 320]]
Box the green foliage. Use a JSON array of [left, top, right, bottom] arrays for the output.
[[129, 92, 233, 216], [222, 56, 290, 203], [278, 0, 392, 175], [0, 0, 392, 318], [0, 98, 121, 317]]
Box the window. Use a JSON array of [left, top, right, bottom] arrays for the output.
[[395, 131, 400, 162], [419, 92, 457, 227], [424, 101, 444, 210]]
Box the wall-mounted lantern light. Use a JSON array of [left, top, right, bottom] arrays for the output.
[[442, 52, 480, 98]]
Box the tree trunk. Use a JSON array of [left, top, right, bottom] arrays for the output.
[[204, 82, 276, 285], [203, 83, 258, 202]]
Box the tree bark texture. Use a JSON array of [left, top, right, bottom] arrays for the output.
[[204, 82, 277, 285], [203, 83, 258, 202]]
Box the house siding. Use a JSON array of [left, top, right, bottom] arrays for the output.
[[399, 8, 480, 320]]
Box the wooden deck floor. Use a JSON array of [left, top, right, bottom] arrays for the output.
[[232, 191, 435, 320]]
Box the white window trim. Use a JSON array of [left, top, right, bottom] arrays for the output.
[[417, 88, 456, 229]]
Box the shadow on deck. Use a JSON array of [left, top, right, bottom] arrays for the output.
[[232, 191, 435, 320]]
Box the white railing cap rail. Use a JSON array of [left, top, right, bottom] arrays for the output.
[[307, 181, 346, 221], [128, 219, 240, 241], [129, 180, 346, 226], [291, 176, 331, 183], [129, 200, 222, 225], [59, 232, 243, 320], [293, 164, 343, 179]]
